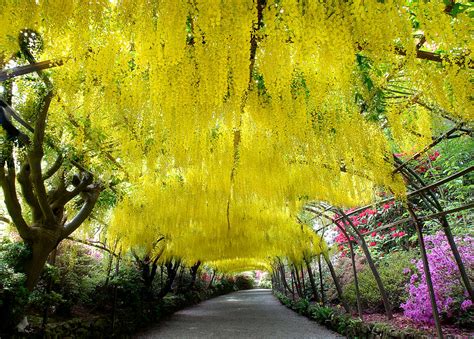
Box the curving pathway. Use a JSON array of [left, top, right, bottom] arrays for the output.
[[136, 289, 343, 338]]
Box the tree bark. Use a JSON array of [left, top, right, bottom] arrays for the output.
[[323, 254, 350, 313], [339, 210, 393, 320], [190, 261, 201, 289], [24, 228, 62, 291], [303, 257, 320, 302], [157, 260, 180, 300], [317, 255, 325, 305], [334, 221, 363, 319]]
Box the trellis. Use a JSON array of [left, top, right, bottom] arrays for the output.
[[271, 132, 473, 339]]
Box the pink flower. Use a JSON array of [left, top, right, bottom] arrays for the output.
[[461, 300, 472, 311], [429, 151, 440, 161]]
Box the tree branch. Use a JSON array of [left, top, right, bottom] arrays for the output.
[[0, 150, 32, 240], [0, 59, 64, 82], [28, 92, 56, 224], [43, 153, 63, 180], [62, 184, 101, 238], [53, 172, 93, 207], [17, 162, 42, 221], [394, 46, 473, 69], [65, 236, 117, 257]]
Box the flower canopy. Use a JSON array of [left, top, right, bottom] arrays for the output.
[[1, 0, 471, 270]]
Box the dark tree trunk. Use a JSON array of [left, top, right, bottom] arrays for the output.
[[278, 263, 293, 297], [189, 261, 201, 289], [340, 210, 393, 320], [24, 228, 62, 291], [323, 255, 350, 312], [334, 221, 363, 319], [300, 264, 306, 292], [157, 260, 180, 300], [292, 266, 304, 298], [317, 255, 325, 305], [303, 257, 320, 302]]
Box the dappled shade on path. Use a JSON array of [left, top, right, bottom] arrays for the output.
[[136, 289, 341, 338]]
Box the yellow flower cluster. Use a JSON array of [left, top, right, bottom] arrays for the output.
[[1, 1, 471, 271]]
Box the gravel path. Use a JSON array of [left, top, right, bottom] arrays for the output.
[[136, 289, 343, 338]]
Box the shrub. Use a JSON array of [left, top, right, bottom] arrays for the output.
[[401, 232, 473, 326], [309, 304, 334, 324], [0, 239, 30, 333], [342, 251, 415, 312], [292, 298, 310, 315], [234, 275, 254, 290], [52, 242, 105, 315]]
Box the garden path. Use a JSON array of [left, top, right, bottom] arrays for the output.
[[136, 289, 342, 338]]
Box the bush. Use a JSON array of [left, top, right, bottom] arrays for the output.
[[234, 274, 254, 290], [309, 304, 334, 324], [292, 298, 310, 315], [342, 251, 415, 312], [0, 239, 30, 333], [52, 242, 105, 315], [401, 232, 473, 327]]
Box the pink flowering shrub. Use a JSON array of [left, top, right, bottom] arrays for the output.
[[333, 201, 410, 258], [401, 232, 474, 325]]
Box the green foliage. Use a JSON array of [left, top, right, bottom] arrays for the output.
[[309, 304, 334, 324], [342, 251, 415, 311], [0, 239, 30, 332], [52, 243, 106, 315], [234, 274, 254, 290], [29, 263, 64, 312], [0, 239, 31, 271], [109, 265, 143, 309], [292, 298, 310, 315]]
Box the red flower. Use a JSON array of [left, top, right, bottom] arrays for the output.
[[390, 227, 396, 231], [383, 203, 391, 210], [369, 241, 377, 247], [398, 231, 406, 237], [429, 151, 440, 161], [371, 232, 377, 237], [377, 222, 382, 227]]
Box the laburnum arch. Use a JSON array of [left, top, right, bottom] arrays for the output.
[[0, 2, 472, 335]]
